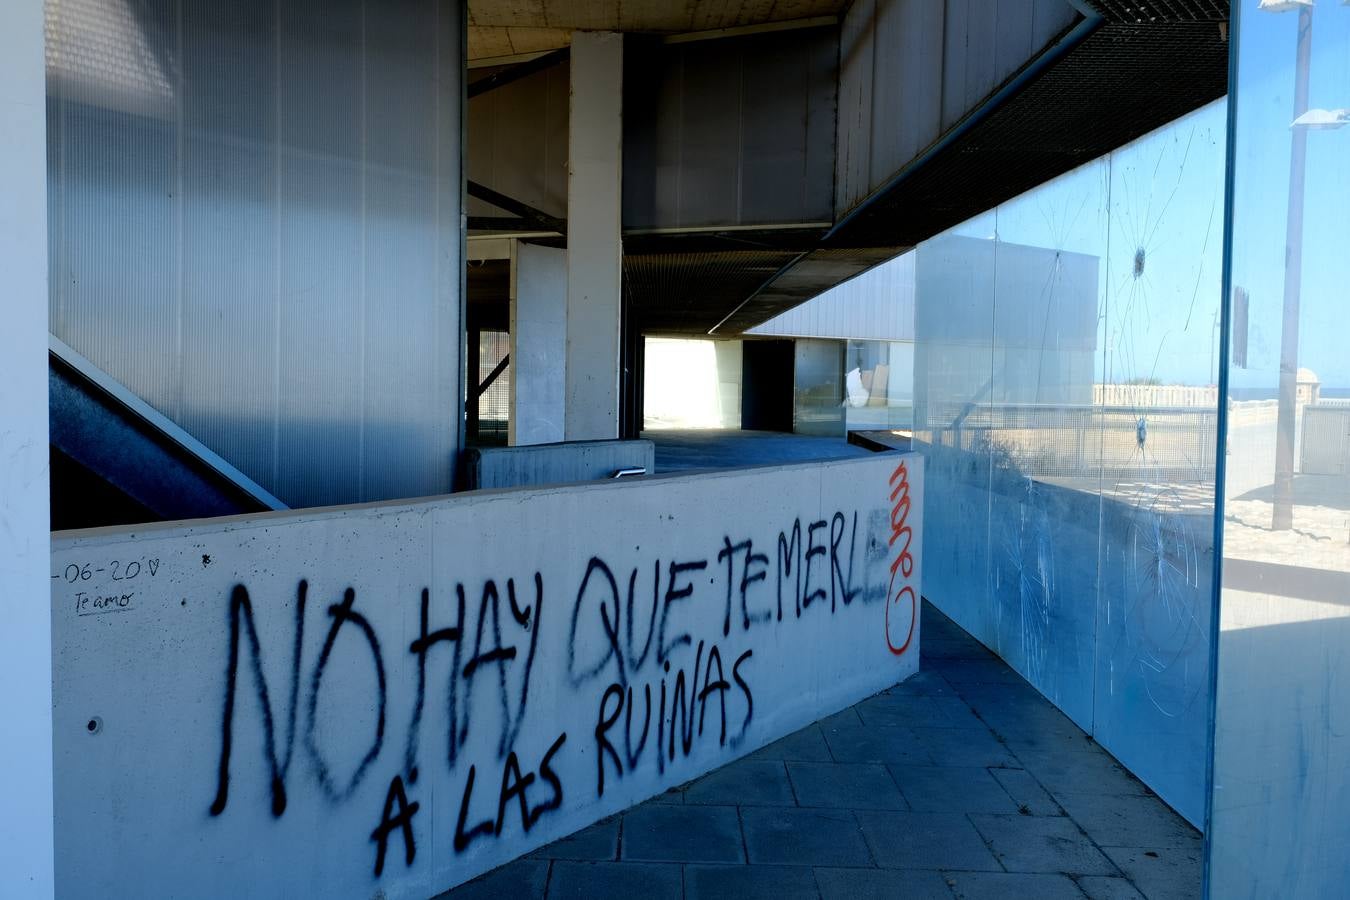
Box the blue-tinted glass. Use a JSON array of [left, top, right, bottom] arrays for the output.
[[1210, 3, 1350, 895]]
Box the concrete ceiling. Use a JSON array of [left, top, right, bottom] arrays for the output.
[[468, 0, 847, 60]]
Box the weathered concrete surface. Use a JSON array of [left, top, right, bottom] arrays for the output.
[[52, 453, 922, 898], [565, 32, 624, 441], [463, 438, 655, 490], [510, 242, 567, 447]]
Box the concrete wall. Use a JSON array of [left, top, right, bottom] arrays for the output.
[[565, 32, 624, 441], [52, 453, 923, 898], [463, 439, 655, 489], [0, 1, 53, 895], [715, 341, 745, 429], [510, 242, 567, 445]]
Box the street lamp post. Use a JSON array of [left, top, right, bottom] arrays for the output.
[[1271, 2, 1313, 530]]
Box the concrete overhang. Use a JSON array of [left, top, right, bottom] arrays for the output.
[[469, 0, 1228, 338]]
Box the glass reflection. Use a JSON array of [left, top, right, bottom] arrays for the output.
[[1210, 2, 1350, 895], [914, 102, 1225, 832]]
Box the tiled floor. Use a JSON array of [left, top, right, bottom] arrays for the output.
[[439, 602, 1203, 900]]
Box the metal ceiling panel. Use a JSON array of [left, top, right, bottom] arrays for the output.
[[622, 27, 838, 231]]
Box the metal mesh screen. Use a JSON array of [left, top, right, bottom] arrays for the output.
[[476, 330, 511, 444]]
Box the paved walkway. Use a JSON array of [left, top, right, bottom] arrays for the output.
[[647, 429, 873, 472], [440, 602, 1202, 900]]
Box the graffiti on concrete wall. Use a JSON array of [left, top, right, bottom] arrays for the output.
[[52, 454, 922, 899]]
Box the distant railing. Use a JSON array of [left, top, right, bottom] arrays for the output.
[[1093, 383, 1218, 408], [919, 402, 1219, 482]]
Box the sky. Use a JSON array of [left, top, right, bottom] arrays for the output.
[[1227, 2, 1350, 391]]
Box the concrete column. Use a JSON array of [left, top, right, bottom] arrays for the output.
[[0, 1, 54, 897], [565, 31, 624, 441], [511, 241, 568, 445]]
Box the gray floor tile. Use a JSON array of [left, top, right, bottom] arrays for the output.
[[742, 807, 873, 867], [971, 705, 1087, 747], [821, 723, 933, 766], [820, 707, 864, 729], [436, 858, 549, 900], [685, 758, 796, 806], [989, 767, 1063, 816], [530, 816, 619, 860], [855, 810, 1001, 871], [448, 602, 1206, 900], [921, 637, 995, 660], [926, 658, 1027, 685], [926, 697, 993, 730], [946, 871, 1085, 900], [855, 694, 952, 729], [950, 679, 1053, 712], [547, 861, 681, 900], [621, 804, 745, 863], [1077, 875, 1148, 899], [1055, 792, 1201, 850], [685, 864, 821, 900], [910, 726, 1019, 768], [1101, 846, 1203, 900], [749, 725, 835, 762], [787, 761, 908, 810], [814, 866, 955, 900], [1016, 750, 1152, 799], [890, 765, 1020, 814], [1002, 728, 1104, 756], [863, 691, 986, 729], [647, 786, 686, 803], [889, 670, 958, 697], [970, 813, 1119, 876]]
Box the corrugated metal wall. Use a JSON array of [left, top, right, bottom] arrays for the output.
[[46, 0, 463, 509], [623, 27, 837, 231], [836, 0, 1080, 217], [467, 61, 568, 220], [748, 249, 916, 341]]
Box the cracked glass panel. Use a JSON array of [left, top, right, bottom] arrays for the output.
[[913, 100, 1225, 835]]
